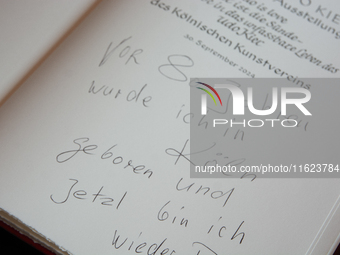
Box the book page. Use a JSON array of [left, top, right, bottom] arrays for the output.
[[0, 0, 100, 104], [0, 0, 339, 254]]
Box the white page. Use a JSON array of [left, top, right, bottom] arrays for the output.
[[0, 0, 339, 254], [0, 0, 100, 104]]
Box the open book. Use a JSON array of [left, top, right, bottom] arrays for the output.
[[0, 0, 339, 254]]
